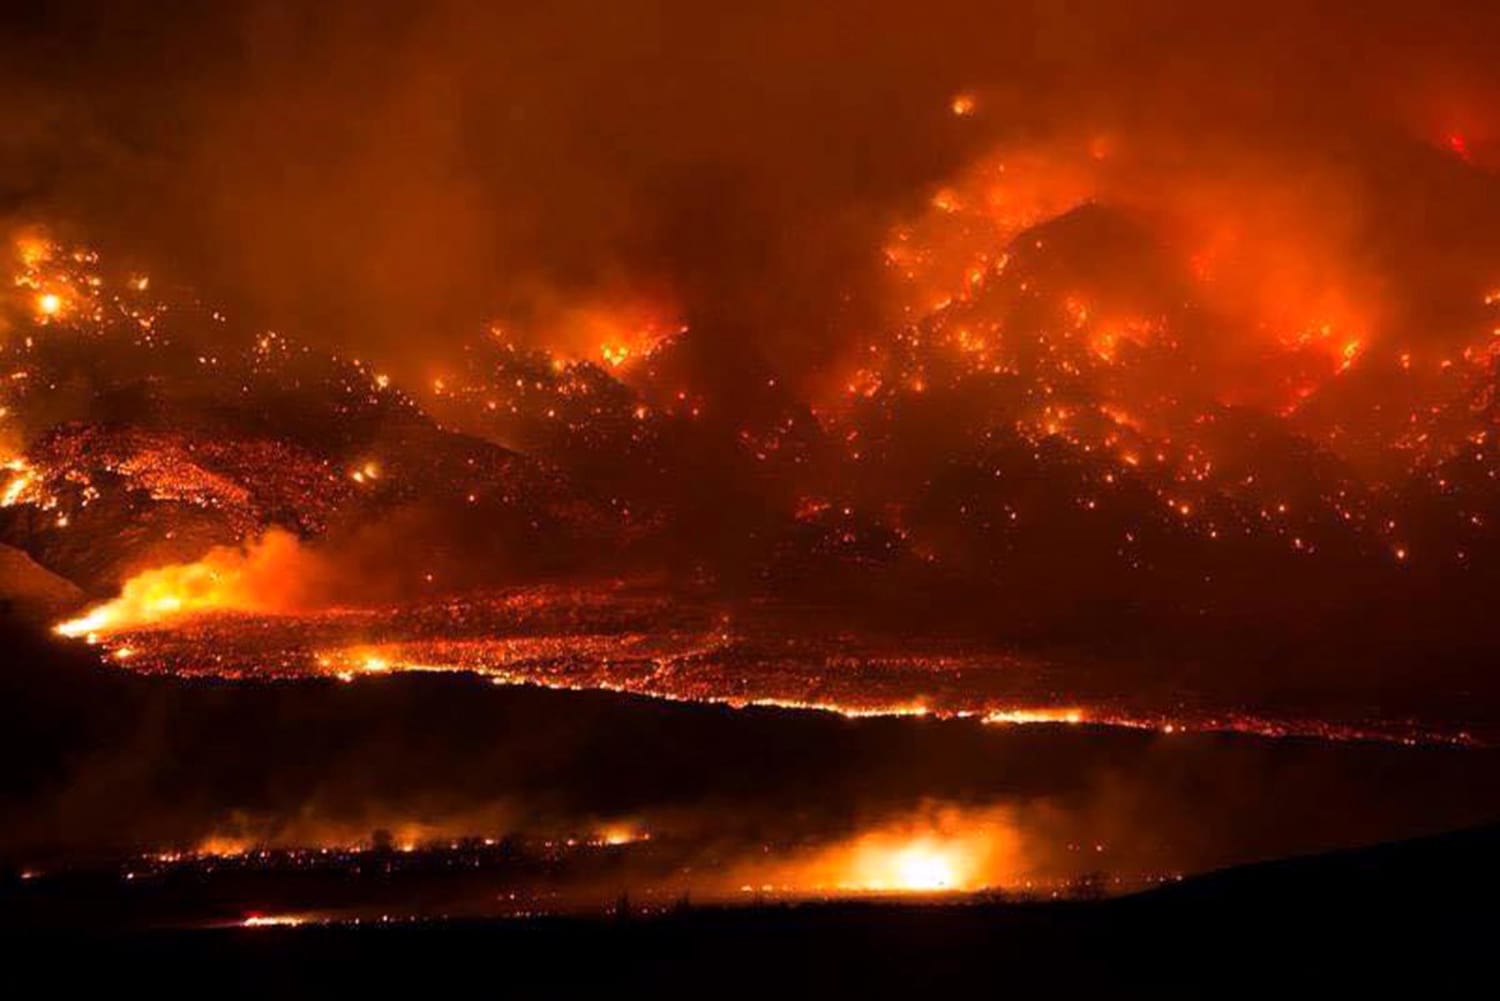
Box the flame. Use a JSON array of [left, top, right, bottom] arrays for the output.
[[54, 529, 319, 638], [598, 823, 649, 846], [489, 298, 680, 373], [0, 458, 38, 507], [349, 460, 381, 484], [984, 707, 1086, 726], [196, 834, 254, 857], [241, 914, 307, 928], [743, 806, 1022, 895], [864, 135, 1385, 412], [890, 843, 960, 890]]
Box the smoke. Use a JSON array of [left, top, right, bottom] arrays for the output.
[[52, 516, 521, 637], [55, 529, 331, 636], [0, 0, 1490, 400]]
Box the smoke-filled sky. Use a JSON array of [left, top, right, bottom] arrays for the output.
[[2, 0, 1496, 383]]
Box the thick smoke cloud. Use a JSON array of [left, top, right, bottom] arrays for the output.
[[2, 0, 1494, 391]]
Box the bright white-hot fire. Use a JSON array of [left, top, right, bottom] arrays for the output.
[[741, 805, 1023, 895], [888, 841, 961, 890], [240, 914, 307, 928]]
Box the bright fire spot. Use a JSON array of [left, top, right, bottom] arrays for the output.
[[984, 707, 1086, 726], [950, 93, 976, 117], [0, 458, 37, 507], [36, 292, 62, 317], [498, 300, 680, 373], [241, 914, 306, 928], [54, 529, 318, 638], [748, 806, 1021, 895], [350, 460, 381, 484], [600, 342, 633, 367], [357, 653, 390, 673], [890, 842, 959, 890], [1339, 338, 1363, 372], [599, 824, 649, 846]]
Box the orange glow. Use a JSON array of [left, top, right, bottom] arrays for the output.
[[489, 298, 680, 374], [349, 460, 381, 484], [196, 834, 254, 857], [189, 807, 520, 858], [241, 914, 307, 928], [600, 342, 633, 367], [54, 529, 321, 638], [742, 806, 1022, 895], [15, 235, 52, 267], [598, 823, 649, 846], [0, 458, 39, 507], [984, 707, 1086, 726], [854, 135, 1387, 414]]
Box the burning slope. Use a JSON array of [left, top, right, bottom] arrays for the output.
[[7, 96, 1500, 745]]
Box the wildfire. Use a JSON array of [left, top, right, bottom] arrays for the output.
[[484, 299, 681, 376], [888, 844, 960, 891], [598, 823, 650, 846], [984, 707, 1086, 726], [349, 460, 381, 484], [240, 914, 307, 928], [743, 806, 1021, 895], [54, 529, 319, 638], [600, 341, 635, 368], [0, 458, 39, 507]]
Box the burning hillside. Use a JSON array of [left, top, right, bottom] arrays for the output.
[[2, 188, 1496, 743], [2, 68, 1500, 740], [2, 3, 1500, 936]]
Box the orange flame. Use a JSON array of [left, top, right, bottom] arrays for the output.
[[54, 529, 319, 638], [740, 805, 1023, 895]]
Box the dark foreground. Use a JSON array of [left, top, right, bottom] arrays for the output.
[[5, 824, 1496, 993], [4, 617, 1498, 991]]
